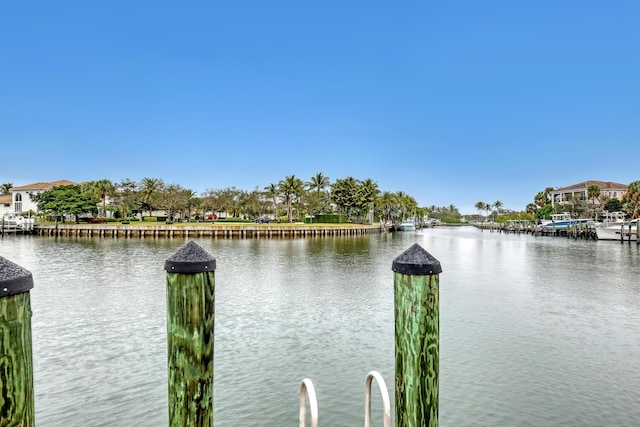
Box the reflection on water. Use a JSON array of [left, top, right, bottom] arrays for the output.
[[1, 228, 639, 426]]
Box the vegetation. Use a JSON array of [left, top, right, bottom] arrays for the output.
[[14, 174, 640, 226], [31, 185, 99, 224], [54, 173, 434, 225], [1, 182, 13, 196], [623, 180, 640, 219]]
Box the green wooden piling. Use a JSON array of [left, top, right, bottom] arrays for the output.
[[164, 241, 216, 427], [392, 243, 442, 427], [0, 256, 35, 427]]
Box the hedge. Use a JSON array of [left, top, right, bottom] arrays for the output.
[[305, 214, 347, 224]]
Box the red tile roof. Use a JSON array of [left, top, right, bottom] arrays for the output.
[[555, 180, 628, 192], [10, 180, 78, 191]]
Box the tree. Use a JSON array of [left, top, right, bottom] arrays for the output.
[[86, 179, 116, 220], [264, 183, 280, 219], [184, 189, 198, 222], [31, 185, 99, 224], [376, 191, 397, 224], [307, 172, 330, 193], [359, 178, 380, 223], [493, 200, 503, 221], [160, 184, 188, 220], [306, 173, 330, 219], [331, 177, 362, 220], [474, 201, 487, 222], [587, 184, 601, 219], [534, 187, 554, 207], [113, 178, 139, 219], [0, 182, 13, 196], [604, 198, 623, 213], [279, 175, 304, 222], [623, 180, 640, 219], [138, 178, 164, 217]]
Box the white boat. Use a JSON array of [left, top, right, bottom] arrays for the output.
[[398, 220, 416, 231], [595, 212, 638, 241], [1, 213, 35, 231], [538, 212, 590, 232]]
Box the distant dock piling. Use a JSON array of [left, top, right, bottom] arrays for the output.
[[164, 241, 216, 426], [0, 256, 35, 427], [393, 243, 442, 427]]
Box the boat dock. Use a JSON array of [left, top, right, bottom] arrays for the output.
[[475, 220, 598, 239]]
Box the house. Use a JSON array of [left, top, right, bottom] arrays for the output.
[[0, 194, 12, 217], [6, 180, 78, 215], [550, 180, 628, 209]]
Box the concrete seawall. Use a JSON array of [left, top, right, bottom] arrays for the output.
[[34, 223, 387, 238]]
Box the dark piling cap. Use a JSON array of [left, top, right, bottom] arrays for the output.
[[164, 241, 216, 273], [0, 256, 34, 297], [392, 243, 442, 275]]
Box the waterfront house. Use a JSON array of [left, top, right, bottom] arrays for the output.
[[550, 180, 628, 209], [0, 194, 12, 217], [7, 180, 78, 215]]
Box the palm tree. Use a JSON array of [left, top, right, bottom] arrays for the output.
[[279, 175, 303, 222], [88, 179, 116, 220], [138, 177, 164, 217], [484, 202, 492, 222], [307, 172, 330, 193], [493, 200, 503, 221], [474, 201, 486, 222], [184, 189, 198, 222], [526, 203, 538, 217], [376, 191, 396, 224], [0, 182, 13, 196], [359, 178, 380, 223], [624, 180, 640, 219], [264, 183, 280, 219], [587, 184, 601, 219]]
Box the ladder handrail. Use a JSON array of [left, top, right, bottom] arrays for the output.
[[299, 378, 319, 427], [364, 370, 391, 427]]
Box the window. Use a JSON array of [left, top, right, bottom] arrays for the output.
[[14, 193, 22, 213]]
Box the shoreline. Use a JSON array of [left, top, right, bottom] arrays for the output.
[[31, 223, 388, 238]]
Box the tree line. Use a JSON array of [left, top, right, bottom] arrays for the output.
[[474, 181, 640, 223], [1, 174, 462, 224]]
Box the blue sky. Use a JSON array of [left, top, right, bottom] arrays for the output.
[[1, 1, 638, 214]]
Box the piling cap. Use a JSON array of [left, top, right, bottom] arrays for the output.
[[392, 243, 442, 275], [0, 256, 34, 297], [164, 241, 216, 273]]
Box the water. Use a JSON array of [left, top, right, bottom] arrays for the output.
[[1, 227, 639, 426]]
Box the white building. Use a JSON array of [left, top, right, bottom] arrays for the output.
[[4, 180, 78, 215]]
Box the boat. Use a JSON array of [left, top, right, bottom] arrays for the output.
[[1, 213, 35, 231], [398, 220, 416, 231], [537, 212, 590, 232], [594, 212, 638, 240]]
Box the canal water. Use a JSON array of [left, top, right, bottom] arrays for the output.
[[1, 227, 639, 426]]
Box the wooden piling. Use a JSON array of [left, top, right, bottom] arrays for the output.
[[164, 241, 216, 426], [392, 243, 442, 427], [0, 256, 35, 427]]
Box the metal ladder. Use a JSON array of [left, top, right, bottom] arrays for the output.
[[298, 371, 391, 427]]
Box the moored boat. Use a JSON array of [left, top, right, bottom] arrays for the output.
[[595, 216, 638, 241], [398, 220, 416, 231], [538, 212, 590, 232]]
